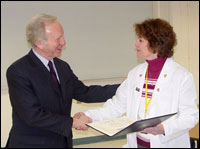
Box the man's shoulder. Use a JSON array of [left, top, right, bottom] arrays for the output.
[[6, 53, 31, 79], [7, 50, 38, 73], [8, 54, 29, 69]]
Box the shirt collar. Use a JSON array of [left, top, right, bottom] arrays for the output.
[[32, 49, 54, 69]]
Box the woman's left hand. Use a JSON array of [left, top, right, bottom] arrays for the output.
[[140, 123, 165, 135]]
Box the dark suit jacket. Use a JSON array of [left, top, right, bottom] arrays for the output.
[[6, 50, 119, 148]]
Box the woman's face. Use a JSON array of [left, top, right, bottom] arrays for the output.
[[135, 37, 157, 60]]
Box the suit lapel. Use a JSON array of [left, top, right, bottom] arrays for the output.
[[28, 50, 62, 96], [53, 58, 69, 101]]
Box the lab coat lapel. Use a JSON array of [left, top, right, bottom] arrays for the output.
[[147, 58, 172, 115], [133, 63, 148, 120]]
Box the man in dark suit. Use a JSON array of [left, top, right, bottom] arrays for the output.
[[6, 13, 119, 148]]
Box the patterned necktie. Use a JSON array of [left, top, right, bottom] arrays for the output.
[[48, 61, 60, 87]]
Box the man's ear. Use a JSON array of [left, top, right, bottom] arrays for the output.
[[34, 40, 45, 49]]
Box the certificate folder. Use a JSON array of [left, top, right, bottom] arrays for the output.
[[87, 112, 177, 137]]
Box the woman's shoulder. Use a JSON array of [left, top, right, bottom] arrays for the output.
[[164, 58, 194, 83], [167, 58, 191, 75]]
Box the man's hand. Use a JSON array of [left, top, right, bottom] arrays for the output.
[[72, 118, 88, 130], [140, 124, 165, 135], [73, 112, 86, 119], [72, 112, 92, 130]]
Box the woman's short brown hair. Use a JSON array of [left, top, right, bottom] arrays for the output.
[[135, 18, 177, 58]]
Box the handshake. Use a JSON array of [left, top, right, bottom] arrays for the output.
[[72, 112, 92, 131]]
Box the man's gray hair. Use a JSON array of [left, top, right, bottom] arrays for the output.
[[26, 13, 57, 48]]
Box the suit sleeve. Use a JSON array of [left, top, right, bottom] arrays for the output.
[[70, 68, 120, 103], [6, 65, 73, 137]]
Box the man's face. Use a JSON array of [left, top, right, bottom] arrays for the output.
[[39, 22, 66, 60]]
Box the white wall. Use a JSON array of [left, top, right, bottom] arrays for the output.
[[1, 1, 152, 89]]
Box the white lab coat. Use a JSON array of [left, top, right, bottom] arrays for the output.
[[85, 58, 199, 148]]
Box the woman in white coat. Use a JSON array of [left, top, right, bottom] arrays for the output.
[[74, 18, 199, 148]]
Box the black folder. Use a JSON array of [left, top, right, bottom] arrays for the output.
[[87, 112, 177, 137]]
